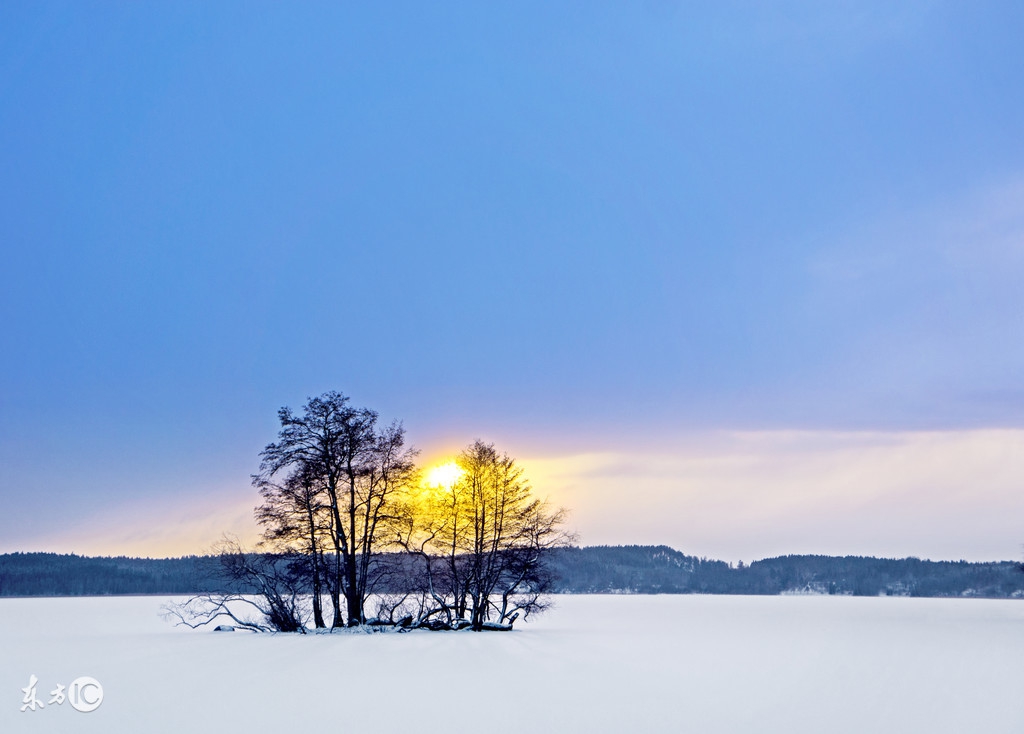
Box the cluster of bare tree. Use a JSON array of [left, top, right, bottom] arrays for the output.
[[169, 391, 571, 633], [393, 439, 570, 631]]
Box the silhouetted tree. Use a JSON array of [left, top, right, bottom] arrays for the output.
[[254, 461, 329, 628], [403, 440, 572, 630], [255, 392, 417, 627]]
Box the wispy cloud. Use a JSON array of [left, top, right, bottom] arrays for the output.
[[5, 488, 259, 558], [788, 176, 1024, 428], [522, 429, 1024, 563], [811, 176, 1024, 283]]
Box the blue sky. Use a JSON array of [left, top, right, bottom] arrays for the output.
[[3, 2, 1024, 559]]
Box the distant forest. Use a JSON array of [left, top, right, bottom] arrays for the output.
[[3, 546, 1023, 599]]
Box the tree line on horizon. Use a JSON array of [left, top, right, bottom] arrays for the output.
[[4, 546, 1023, 600]]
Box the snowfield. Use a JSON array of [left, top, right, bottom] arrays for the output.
[[3, 594, 1023, 732]]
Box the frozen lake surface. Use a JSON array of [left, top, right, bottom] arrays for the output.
[[2, 594, 1023, 732]]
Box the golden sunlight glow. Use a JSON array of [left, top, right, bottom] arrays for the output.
[[424, 461, 464, 489]]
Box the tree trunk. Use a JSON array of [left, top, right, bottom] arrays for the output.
[[345, 553, 362, 625], [311, 564, 326, 629], [471, 591, 489, 630], [330, 549, 345, 628], [345, 469, 362, 626]]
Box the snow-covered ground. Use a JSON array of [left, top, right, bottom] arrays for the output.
[[3, 594, 1023, 732]]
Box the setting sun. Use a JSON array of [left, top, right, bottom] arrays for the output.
[[424, 461, 464, 489]]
